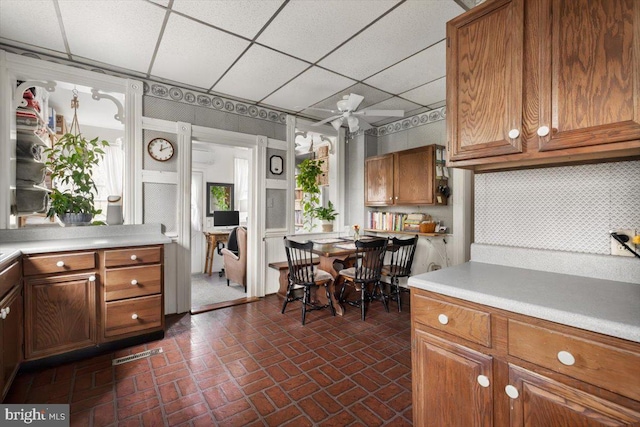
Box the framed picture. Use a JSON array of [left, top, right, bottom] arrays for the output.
[[206, 182, 234, 217]]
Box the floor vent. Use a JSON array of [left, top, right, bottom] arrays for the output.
[[112, 348, 163, 366]]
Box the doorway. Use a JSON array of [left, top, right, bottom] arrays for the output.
[[190, 141, 252, 312]]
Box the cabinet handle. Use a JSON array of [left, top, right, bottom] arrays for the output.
[[88, 275, 96, 282], [56, 260, 65, 267], [130, 255, 137, 261], [477, 375, 490, 388], [131, 279, 138, 286], [437, 314, 449, 325], [505, 385, 519, 399], [508, 129, 520, 139], [537, 126, 550, 137], [557, 350, 575, 366], [0, 309, 6, 320], [131, 314, 139, 320]]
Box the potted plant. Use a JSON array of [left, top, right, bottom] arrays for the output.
[[45, 132, 109, 225], [314, 201, 338, 232], [296, 158, 323, 231]]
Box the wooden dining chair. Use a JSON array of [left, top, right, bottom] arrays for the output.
[[381, 235, 418, 312], [338, 238, 388, 320], [282, 237, 336, 325]]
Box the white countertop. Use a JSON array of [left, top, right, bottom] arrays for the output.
[[409, 261, 640, 343]]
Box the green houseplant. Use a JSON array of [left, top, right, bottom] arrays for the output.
[[210, 185, 230, 210], [296, 158, 323, 231], [314, 200, 338, 232], [45, 132, 109, 225]]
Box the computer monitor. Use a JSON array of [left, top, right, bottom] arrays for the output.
[[214, 210, 240, 227]]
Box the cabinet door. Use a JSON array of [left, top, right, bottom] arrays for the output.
[[538, 0, 640, 152], [507, 365, 640, 426], [365, 154, 394, 206], [413, 328, 493, 427], [0, 284, 22, 400], [25, 272, 97, 360], [394, 146, 434, 205], [447, 0, 524, 161]]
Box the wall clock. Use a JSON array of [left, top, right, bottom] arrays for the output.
[[270, 155, 283, 175], [148, 138, 174, 162]]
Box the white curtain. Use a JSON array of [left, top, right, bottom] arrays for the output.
[[103, 137, 124, 197], [191, 173, 202, 231], [234, 157, 249, 221]]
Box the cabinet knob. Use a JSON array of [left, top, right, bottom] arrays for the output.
[[508, 129, 520, 139], [4, 307, 9, 315], [477, 375, 490, 388], [131, 279, 138, 286], [131, 314, 139, 320], [395, 196, 398, 200], [505, 385, 519, 399], [130, 255, 137, 261], [557, 350, 575, 366], [437, 314, 449, 325], [0, 309, 6, 319], [537, 126, 550, 137], [56, 260, 65, 267], [389, 197, 392, 201], [88, 275, 96, 282]]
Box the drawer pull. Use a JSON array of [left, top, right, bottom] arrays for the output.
[[557, 350, 575, 366], [477, 375, 490, 388], [56, 261, 65, 267], [437, 314, 449, 325], [508, 128, 520, 139], [131, 279, 138, 286], [505, 385, 519, 399], [131, 313, 139, 320], [537, 125, 550, 137], [130, 255, 137, 261], [89, 275, 96, 282]]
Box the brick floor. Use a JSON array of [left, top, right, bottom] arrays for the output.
[[6, 294, 412, 426]]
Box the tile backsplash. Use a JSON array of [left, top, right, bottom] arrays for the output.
[[475, 160, 640, 254]]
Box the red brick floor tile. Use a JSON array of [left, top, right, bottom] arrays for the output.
[[7, 295, 412, 425]]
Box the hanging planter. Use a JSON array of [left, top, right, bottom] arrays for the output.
[[45, 90, 109, 226]]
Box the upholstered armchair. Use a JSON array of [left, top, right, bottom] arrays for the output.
[[221, 226, 247, 292]]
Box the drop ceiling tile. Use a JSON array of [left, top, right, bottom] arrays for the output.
[[310, 83, 393, 112], [319, 0, 462, 80], [257, 0, 399, 63], [401, 77, 446, 105], [59, 0, 164, 74], [153, 14, 250, 90], [213, 45, 309, 102], [364, 40, 446, 94], [428, 100, 447, 109], [262, 66, 355, 112], [365, 96, 421, 114], [0, 0, 66, 52], [172, 0, 283, 40]]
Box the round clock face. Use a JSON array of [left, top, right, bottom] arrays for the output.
[[148, 138, 174, 162]]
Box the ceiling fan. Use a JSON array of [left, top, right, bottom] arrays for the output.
[[294, 131, 333, 154], [308, 93, 404, 133]]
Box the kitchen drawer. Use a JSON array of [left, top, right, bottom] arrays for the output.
[[0, 260, 21, 299], [508, 320, 640, 401], [23, 251, 96, 276], [104, 246, 161, 268], [104, 265, 161, 301], [412, 293, 491, 347], [104, 295, 162, 338]]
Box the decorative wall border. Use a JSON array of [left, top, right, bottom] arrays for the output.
[[1, 45, 445, 131]]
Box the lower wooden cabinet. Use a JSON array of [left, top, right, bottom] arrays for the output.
[[413, 328, 493, 426], [24, 272, 97, 360], [0, 281, 22, 401], [411, 289, 640, 426]]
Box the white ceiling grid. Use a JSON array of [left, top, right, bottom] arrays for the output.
[[0, 0, 466, 126]]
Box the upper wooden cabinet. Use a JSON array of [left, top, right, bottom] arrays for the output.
[[446, 0, 640, 171], [447, 0, 524, 162], [365, 145, 447, 207]]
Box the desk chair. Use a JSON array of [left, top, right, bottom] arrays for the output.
[[338, 238, 388, 320], [381, 235, 418, 312], [282, 237, 336, 325]]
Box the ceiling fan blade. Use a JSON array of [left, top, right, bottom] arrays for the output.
[[357, 117, 373, 130], [331, 118, 344, 131], [312, 114, 343, 126], [354, 109, 405, 117], [346, 93, 365, 111]]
